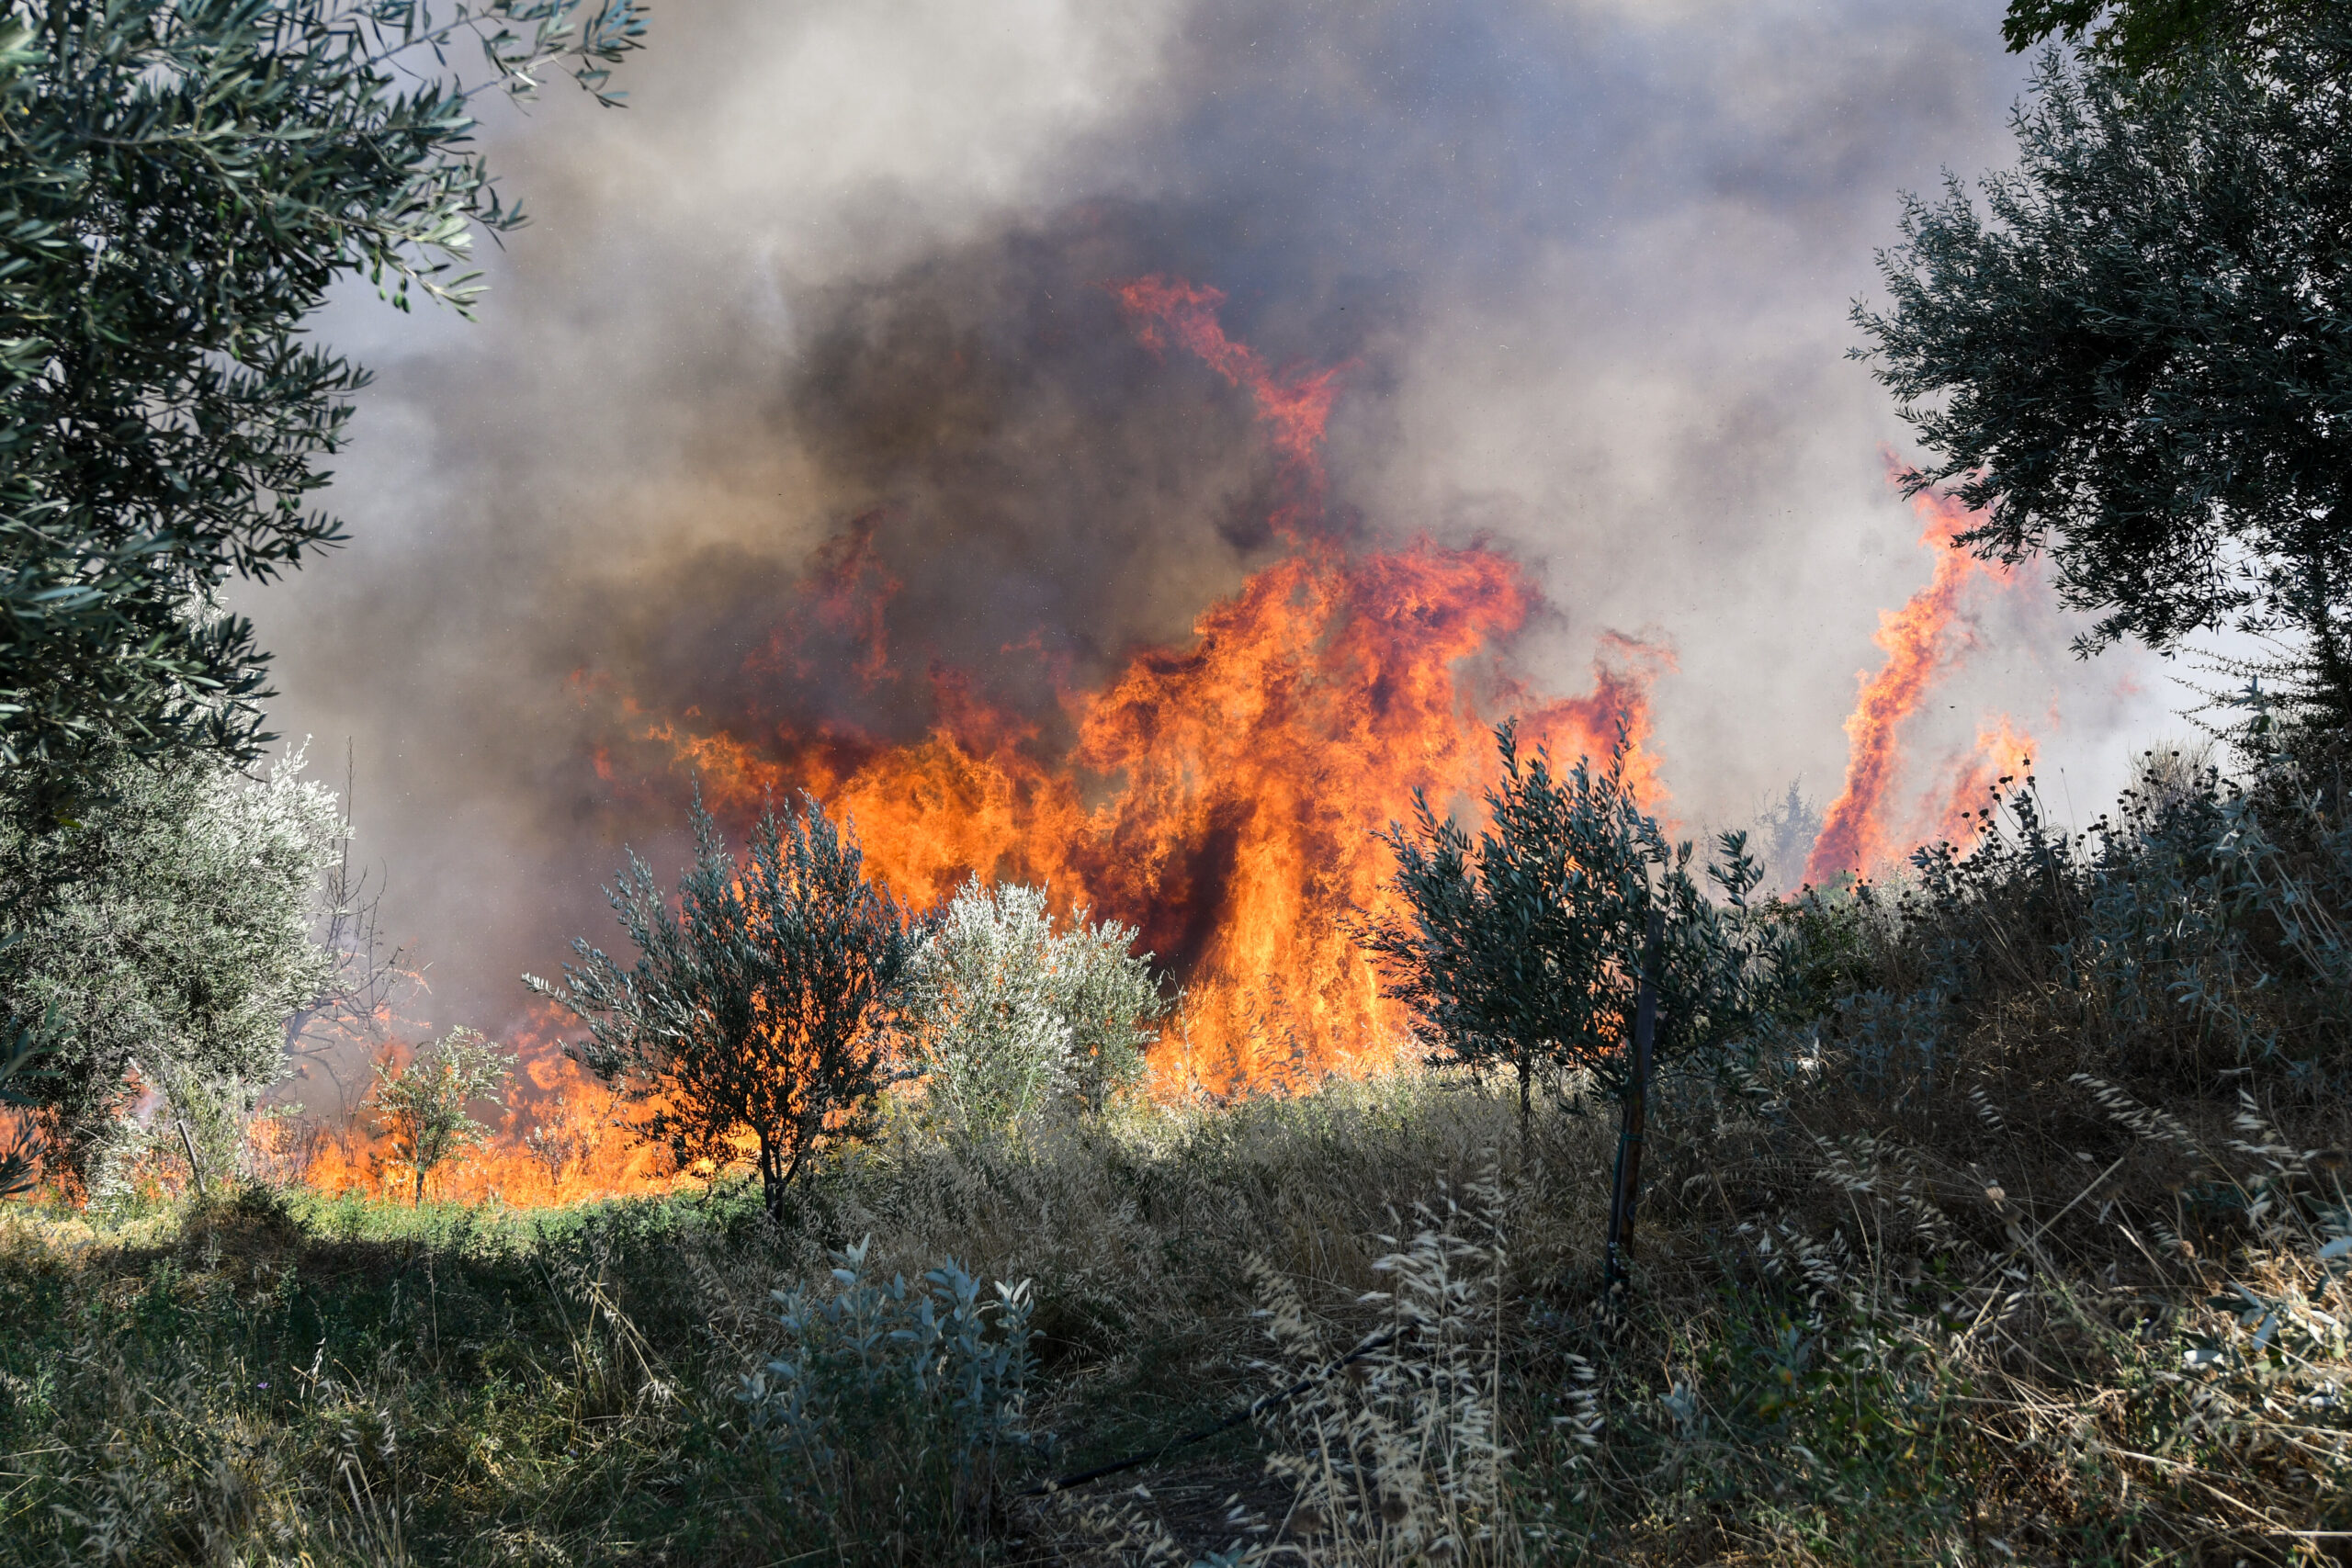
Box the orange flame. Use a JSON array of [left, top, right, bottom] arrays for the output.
[[270, 280, 1670, 1206], [625, 542, 1666, 1094], [1804, 488, 2009, 884], [593, 279, 1668, 1094], [298, 1007, 684, 1206], [1929, 715, 2037, 850], [1114, 276, 1348, 500]]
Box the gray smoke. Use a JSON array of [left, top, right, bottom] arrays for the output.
[[240, 0, 2171, 1050]]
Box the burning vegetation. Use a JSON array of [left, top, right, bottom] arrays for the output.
[[576, 279, 1669, 1103], [22, 2, 2352, 1562], [12, 288, 2352, 1568], [12, 736, 2352, 1565], [6, 283, 2045, 1213], [1806, 487, 2039, 885]]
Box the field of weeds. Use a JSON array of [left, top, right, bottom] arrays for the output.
[[8, 748, 2352, 1565]]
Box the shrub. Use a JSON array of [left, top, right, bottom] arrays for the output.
[[0, 740, 340, 1189], [1803, 742, 2352, 1103], [740, 1236, 1041, 1529], [1357, 721, 1766, 1141], [902, 876, 1166, 1135], [535, 791, 913, 1224], [368, 1025, 515, 1205], [0, 1007, 46, 1199]]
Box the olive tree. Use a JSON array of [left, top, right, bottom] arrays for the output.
[[0, 0, 647, 791], [1053, 901, 1168, 1113], [1357, 723, 1762, 1150], [0, 740, 340, 1188], [1857, 16, 2352, 727], [1999, 0, 2334, 69], [369, 1024, 514, 1205], [532, 793, 913, 1224]]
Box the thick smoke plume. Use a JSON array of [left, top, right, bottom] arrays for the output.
[[245, 0, 2167, 1080]]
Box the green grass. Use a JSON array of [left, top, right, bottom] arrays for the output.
[[2, 1184, 786, 1563], [1, 1078, 1545, 1566], [13, 749, 2352, 1564]]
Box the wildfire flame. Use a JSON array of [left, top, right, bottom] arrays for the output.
[[595, 277, 1668, 1093], [243, 277, 1684, 1202], [294, 1008, 683, 1205], [1931, 714, 2036, 850], [1116, 276, 1349, 532], [1805, 487, 2028, 883], [91, 299, 2080, 1208]]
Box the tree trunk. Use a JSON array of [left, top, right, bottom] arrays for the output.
[[1517, 1056, 1532, 1160], [175, 1118, 207, 1201], [1603, 909, 1665, 1294], [759, 1133, 789, 1226]]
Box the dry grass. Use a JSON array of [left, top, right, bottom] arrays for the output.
[[10, 748, 2352, 1564]]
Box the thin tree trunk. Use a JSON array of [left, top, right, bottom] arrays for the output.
[[1603, 908, 1665, 1294], [1517, 1057, 1532, 1160], [760, 1134, 788, 1225], [176, 1118, 207, 1200]]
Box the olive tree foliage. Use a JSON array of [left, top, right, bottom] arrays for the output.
[[0, 741, 340, 1187], [531, 793, 915, 1224], [1357, 723, 1768, 1145], [0, 0, 647, 795], [2001, 0, 2335, 70], [1054, 900, 1169, 1111], [900, 878, 1166, 1136], [368, 1024, 513, 1205], [1855, 18, 2352, 727]]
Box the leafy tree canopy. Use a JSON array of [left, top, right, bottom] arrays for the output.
[[2000, 0, 2335, 71], [532, 792, 915, 1224], [369, 1024, 514, 1205], [1857, 13, 2352, 723], [901, 877, 1165, 1135], [0, 738, 340, 1185], [0, 0, 645, 795], [1356, 723, 1765, 1142]]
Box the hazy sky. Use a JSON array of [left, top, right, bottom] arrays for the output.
[[243, 0, 2176, 1043]]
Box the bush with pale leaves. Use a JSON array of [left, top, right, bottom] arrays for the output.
[[902, 878, 1166, 1134]]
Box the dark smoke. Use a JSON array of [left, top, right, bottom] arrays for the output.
[[241, 0, 2166, 1054]]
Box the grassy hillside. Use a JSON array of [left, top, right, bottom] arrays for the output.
[[7, 749, 2352, 1565]]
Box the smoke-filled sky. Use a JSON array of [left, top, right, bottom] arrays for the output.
[[243, 0, 2175, 1046]]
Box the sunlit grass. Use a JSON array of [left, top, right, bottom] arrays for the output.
[[11, 748, 2352, 1562]]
